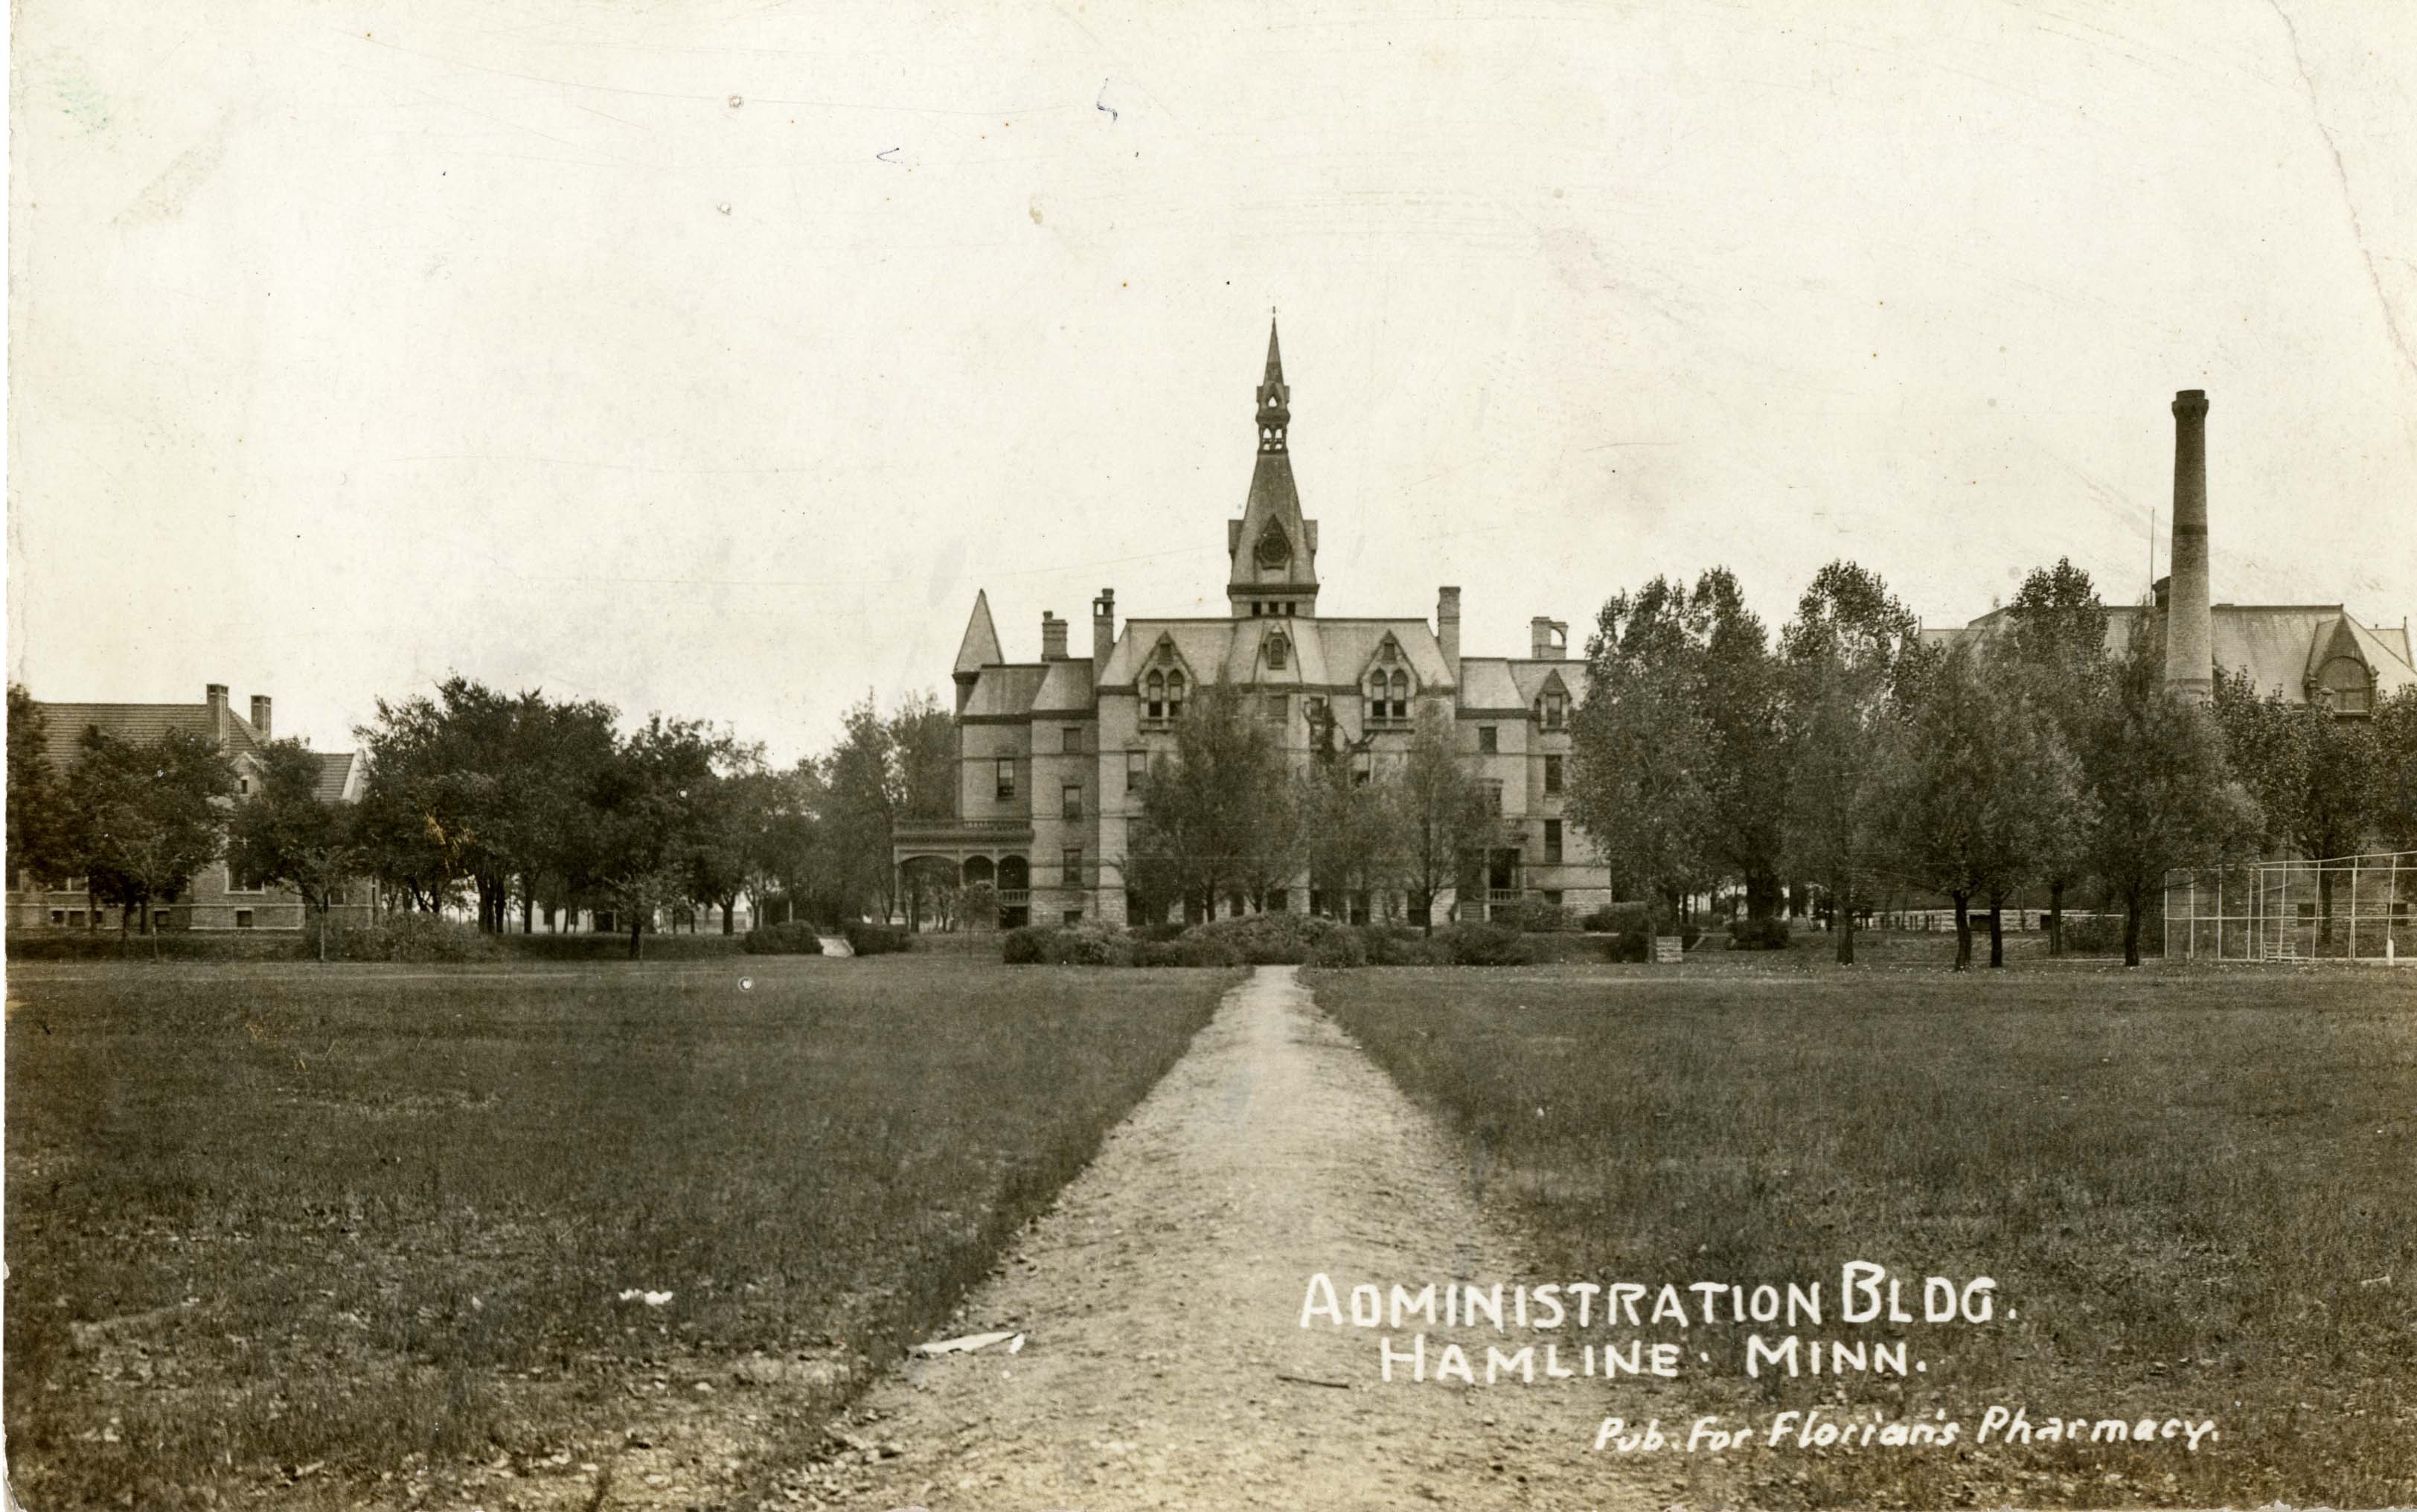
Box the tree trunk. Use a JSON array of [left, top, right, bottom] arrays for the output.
[[1987, 894, 2005, 969], [318, 900, 329, 963], [629, 917, 644, 961], [2122, 894, 2142, 967], [1833, 871, 1855, 965], [522, 892, 534, 934], [1952, 892, 1972, 970], [2047, 880, 2065, 957]]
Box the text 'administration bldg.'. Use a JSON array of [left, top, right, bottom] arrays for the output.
[[892, 321, 1613, 929]]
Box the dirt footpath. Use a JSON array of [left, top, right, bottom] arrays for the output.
[[801, 965, 1661, 1512]]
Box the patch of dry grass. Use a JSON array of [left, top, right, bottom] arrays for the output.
[[1313, 957, 2417, 1508], [4, 955, 1234, 1508]]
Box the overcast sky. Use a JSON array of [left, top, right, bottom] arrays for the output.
[[10, 0, 2415, 763]]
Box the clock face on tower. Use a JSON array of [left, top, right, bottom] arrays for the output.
[[1254, 522, 1291, 571]]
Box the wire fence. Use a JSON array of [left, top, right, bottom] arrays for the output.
[[2163, 851, 2417, 964]]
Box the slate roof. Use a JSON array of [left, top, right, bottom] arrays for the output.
[[30, 694, 368, 799], [1924, 603, 2416, 705], [34, 700, 263, 771]]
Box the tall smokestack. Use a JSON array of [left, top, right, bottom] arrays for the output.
[[1437, 587, 1462, 682], [2163, 390, 2212, 705]]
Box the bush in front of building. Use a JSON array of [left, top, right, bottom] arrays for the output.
[[336, 914, 501, 963], [1601, 906, 1704, 962], [1437, 920, 1531, 966], [1728, 916, 1792, 951], [1358, 926, 1451, 966], [1185, 911, 1354, 965], [1135, 935, 1246, 967], [740, 921, 825, 955], [842, 922, 914, 956], [1002, 923, 1141, 966], [1304, 928, 1368, 967], [1497, 896, 1575, 933]]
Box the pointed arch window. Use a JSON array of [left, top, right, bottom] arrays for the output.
[[1146, 670, 1167, 720], [1267, 633, 1289, 671], [1166, 670, 1187, 717], [1389, 670, 1409, 719]]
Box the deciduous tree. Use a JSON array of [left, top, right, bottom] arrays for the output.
[[228, 739, 362, 961]]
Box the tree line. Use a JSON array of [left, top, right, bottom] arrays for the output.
[[1565, 557, 2417, 967], [4, 679, 958, 957]]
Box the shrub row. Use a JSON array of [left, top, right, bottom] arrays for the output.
[[740, 920, 825, 955], [842, 921, 914, 956], [1003, 917, 1563, 968]]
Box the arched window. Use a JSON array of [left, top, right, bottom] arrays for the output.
[[1388, 670, 1409, 719], [1146, 670, 1166, 720], [2317, 656, 2373, 714], [1267, 634, 1289, 671], [1167, 670, 1187, 716]]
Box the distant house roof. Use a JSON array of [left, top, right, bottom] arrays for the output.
[[33, 699, 264, 770], [1921, 603, 2416, 707], [314, 751, 362, 803], [29, 691, 366, 798]]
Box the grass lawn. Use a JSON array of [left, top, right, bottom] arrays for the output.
[[1312, 953, 2417, 1509], [4, 953, 1235, 1509]]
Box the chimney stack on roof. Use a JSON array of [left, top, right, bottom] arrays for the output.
[[1042, 612, 1069, 662], [251, 695, 273, 739], [205, 682, 229, 713], [1091, 589, 1115, 669], [1530, 617, 1569, 660], [2164, 389, 2214, 705], [1437, 587, 1462, 682]]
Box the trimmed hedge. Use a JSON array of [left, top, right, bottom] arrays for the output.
[[741, 921, 826, 955], [1002, 915, 1569, 968], [1496, 895, 1575, 934], [336, 914, 501, 963], [842, 922, 914, 956], [1728, 916, 1792, 952]]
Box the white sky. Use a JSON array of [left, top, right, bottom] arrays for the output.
[[10, 0, 2415, 763]]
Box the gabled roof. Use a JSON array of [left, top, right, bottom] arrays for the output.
[[1507, 661, 1587, 706], [1031, 659, 1098, 714], [1933, 602, 2416, 706], [1453, 658, 1526, 710], [1319, 621, 1453, 691], [314, 752, 362, 803], [953, 590, 1004, 679], [33, 699, 265, 771], [960, 664, 1049, 718]]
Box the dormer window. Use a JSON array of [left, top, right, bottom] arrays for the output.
[[2315, 656, 2374, 715], [1538, 691, 1567, 729], [1167, 670, 1186, 717], [1267, 633, 1289, 671]]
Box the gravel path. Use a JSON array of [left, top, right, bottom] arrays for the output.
[[801, 965, 1660, 1512]]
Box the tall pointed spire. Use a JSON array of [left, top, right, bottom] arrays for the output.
[[1255, 314, 1290, 454], [1229, 316, 1316, 617]]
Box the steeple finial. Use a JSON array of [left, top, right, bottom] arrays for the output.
[[1256, 315, 1290, 453]]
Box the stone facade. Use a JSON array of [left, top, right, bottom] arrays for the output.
[[893, 322, 1614, 927]]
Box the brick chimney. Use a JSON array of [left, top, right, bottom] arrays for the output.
[[1437, 587, 1462, 682], [1042, 612, 1069, 661], [1092, 589, 1115, 669], [250, 695, 272, 738], [2163, 390, 2213, 705], [1529, 617, 1569, 660]]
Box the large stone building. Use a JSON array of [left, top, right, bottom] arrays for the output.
[[1925, 389, 2416, 713], [6, 682, 372, 934], [894, 321, 1612, 927]]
